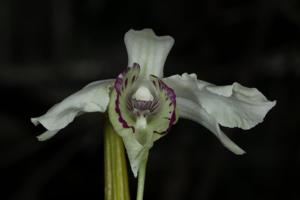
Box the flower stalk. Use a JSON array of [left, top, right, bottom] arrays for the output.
[[104, 119, 130, 200], [136, 157, 148, 200]]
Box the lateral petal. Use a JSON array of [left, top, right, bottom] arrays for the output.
[[164, 73, 276, 130], [31, 79, 113, 140], [201, 82, 276, 129]]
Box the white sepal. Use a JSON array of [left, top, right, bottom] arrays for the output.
[[31, 79, 114, 140], [125, 29, 174, 78]]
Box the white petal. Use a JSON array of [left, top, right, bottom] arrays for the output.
[[201, 82, 276, 129], [124, 28, 174, 78], [177, 97, 245, 154], [31, 79, 114, 140], [164, 73, 276, 130]]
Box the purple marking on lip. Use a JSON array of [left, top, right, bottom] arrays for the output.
[[158, 79, 176, 104], [113, 64, 177, 135], [113, 63, 141, 133], [156, 79, 177, 135], [149, 75, 177, 135], [115, 91, 135, 133]]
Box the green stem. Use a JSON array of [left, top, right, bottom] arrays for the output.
[[104, 119, 130, 200], [136, 156, 148, 200]]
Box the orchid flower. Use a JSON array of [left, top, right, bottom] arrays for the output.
[[31, 29, 276, 177]]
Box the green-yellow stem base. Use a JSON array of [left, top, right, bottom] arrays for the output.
[[104, 120, 130, 200]]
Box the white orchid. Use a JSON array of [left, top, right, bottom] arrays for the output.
[[31, 29, 276, 177]]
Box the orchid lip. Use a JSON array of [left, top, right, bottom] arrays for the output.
[[111, 63, 177, 135]]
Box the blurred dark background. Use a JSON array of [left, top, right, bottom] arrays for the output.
[[0, 0, 298, 199]]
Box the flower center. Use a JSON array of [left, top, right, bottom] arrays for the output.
[[126, 86, 158, 130], [126, 85, 159, 121], [110, 63, 177, 135]]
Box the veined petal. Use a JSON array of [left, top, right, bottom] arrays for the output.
[[164, 73, 276, 153], [31, 79, 114, 141], [164, 73, 276, 130], [201, 82, 276, 129], [125, 29, 174, 78]]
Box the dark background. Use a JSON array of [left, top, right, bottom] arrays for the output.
[[0, 0, 298, 199]]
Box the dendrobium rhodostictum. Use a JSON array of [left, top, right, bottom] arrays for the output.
[[31, 29, 276, 176]]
